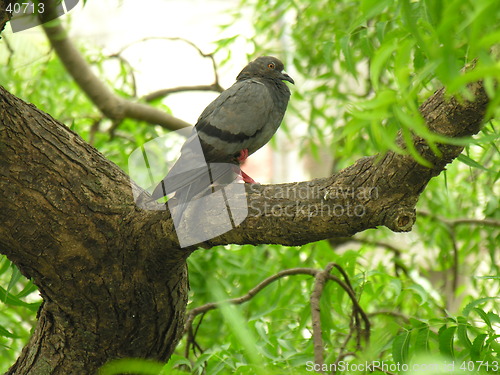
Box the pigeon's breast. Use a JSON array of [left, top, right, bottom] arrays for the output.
[[194, 79, 289, 161]]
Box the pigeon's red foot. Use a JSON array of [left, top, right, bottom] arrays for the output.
[[237, 148, 249, 163], [240, 170, 257, 184], [236, 149, 258, 184]]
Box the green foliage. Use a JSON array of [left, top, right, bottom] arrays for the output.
[[170, 0, 500, 373], [0, 256, 41, 370], [389, 301, 500, 374], [1, 0, 499, 374], [242, 0, 500, 169], [98, 358, 175, 375]]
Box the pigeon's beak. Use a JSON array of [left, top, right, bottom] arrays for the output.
[[281, 72, 295, 85]]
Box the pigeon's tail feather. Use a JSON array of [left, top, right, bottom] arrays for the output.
[[152, 162, 240, 225], [151, 166, 208, 200], [151, 162, 239, 200]]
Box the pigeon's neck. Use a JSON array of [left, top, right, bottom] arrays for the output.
[[262, 78, 291, 107], [237, 76, 291, 108]]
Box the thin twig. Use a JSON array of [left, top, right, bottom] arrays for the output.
[[329, 237, 409, 277], [331, 351, 357, 374], [183, 265, 371, 369], [184, 268, 318, 336], [418, 211, 500, 228], [114, 36, 225, 100], [448, 227, 460, 294], [418, 210, 498, 296], [367, 310, 410, 324], [143, 84, 224, 102], [332, 332, 356, 374], [325, 274, 370, 342], [2, 35, 15, 66], [107, 53, 138, 97], [310, 263, 335, 372]]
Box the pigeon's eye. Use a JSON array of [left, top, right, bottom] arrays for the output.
[[267, 63, 275, 69]]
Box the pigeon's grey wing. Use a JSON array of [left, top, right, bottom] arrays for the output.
[[150, 131, 240, 200], [151, 123, 242, 202], [150, 131, 206, 199], [195, 79, 280, 160]]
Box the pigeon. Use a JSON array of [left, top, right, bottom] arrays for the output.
[[150, 56, 294, 221]]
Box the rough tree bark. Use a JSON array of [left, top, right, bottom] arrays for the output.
[[0, 2, 491, 374]]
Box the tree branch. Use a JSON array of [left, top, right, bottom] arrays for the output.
[[0, 2, 492, 372], [143, 84, 224, 102], [150, 80, 487, 249], [184, 268, 317, 336], [0, 63, 490, 375], [417, 209, 499, 297], [310, 263, 333, 371], [35, 2, 492, 252], [0, 86, 190, 373], [183, 264, 368, 371], [419, 210, 500, 228]]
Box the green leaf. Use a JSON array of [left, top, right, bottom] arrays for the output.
[[98, 358, 170, 375], [438, 326, 457, 359], [486, 311, 500, 324], [407, 283, 429, 306], [360, 0, 391, 19], [370, 41, 398, 90], [340, 35, 357, 79], [400, 126, 433, 168], [456, 316, 472, 350], [0, 324, 19, 339], [409, 318, 427, 329], [15, 280, 38, 299], [392, 330, 411, 363], [470, 333, 488, 361], [415, 325, 431, 354], [6, 264, 22, 298], [462, 297, 500, 317], [457, 154, 489, 171], [472, 308, 493, 330], [0, 286, 40, 311], [389, 278, 402, 299], [0, 256, 10, 275]]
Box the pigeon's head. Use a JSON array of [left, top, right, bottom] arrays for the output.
[[237, 56, 295, 85]]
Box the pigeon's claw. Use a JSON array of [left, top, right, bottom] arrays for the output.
[[240, 170, 257, 184], [235, 149, 257, 183], [237, 148, 249, 163]]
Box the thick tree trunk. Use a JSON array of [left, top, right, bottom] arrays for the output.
[[0, 88, 190, 374]]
